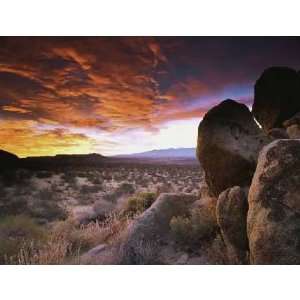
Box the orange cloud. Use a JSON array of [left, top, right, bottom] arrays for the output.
[[1, 37, 297, 156], [2, 105, 31, 114], [0, 120, 99, 157]]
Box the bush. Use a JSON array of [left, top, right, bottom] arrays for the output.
[[190, 208, 216, 240], [1, 170, 31, 187], [169, 216, 192, 245], [124, 192, 156, 215], [0, 195, 28, 217], [61, 172, 77, 186], [118, 239, 162, 265], [104, 182, 135, 203], [28, 200, 67, 222], [90, 177, 102, 185], [35, 171, 52, 179], [0, 215, 46, 264], [80, 184, 102, 194], [28, 189, 67, 222], [15, 212, 133, 265], [170, 208, 217, 249], [36, 188, 54, 201]]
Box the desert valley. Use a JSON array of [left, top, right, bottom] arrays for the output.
[[1, 66, 300, 264]]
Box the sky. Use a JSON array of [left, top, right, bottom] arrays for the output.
[[1, 37, 300, 157]]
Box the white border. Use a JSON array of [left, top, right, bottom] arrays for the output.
[[0, 265, 299, 300], [1, 1, 300, 299], [1, 0, 300, 36]]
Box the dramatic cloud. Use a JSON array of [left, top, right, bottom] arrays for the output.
[[1, 37, 300, 156]]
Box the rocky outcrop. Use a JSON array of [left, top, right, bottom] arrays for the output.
[[120, 193, 197, 264], [253, 67, 300, 131], [247, 139, 300, 264], [217, 186, 249, 264], [196, 99, 270, 196]]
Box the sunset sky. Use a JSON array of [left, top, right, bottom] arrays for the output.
[[1, 37, 300, 157]]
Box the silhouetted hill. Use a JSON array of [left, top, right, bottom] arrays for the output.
[[0, 148, 198, 171], [0, 149, 20, 170], [21, 153, 109, 169]]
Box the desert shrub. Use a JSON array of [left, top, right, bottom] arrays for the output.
[[118, 239, 162, 265], [104, 182, 135, 203], [0, 170, 19, 187], [93, 200, 114, 220], [80, 184, 102, 194], [61, 172, 77, 186], [90, 177, 102, 185], [0, 193, 28, 217], [15, 219, 95, 264], [37, 188, 54, 201], [17, 234, 71, 265], [0, 215, 46, 264], [170, 208, 217, 249], [69, 213, 129, 252], [0, 183, 7, 198], [124, 192, 156, 216], [205, 234, 229, 264], [28, 190, 67, 222], [16, 213, 132, 265], [75, 171, 87, 178], [48, 219, 94, 254], [29, 201, 67, 222], [117, 182, 135, 194], [35, 171, 52, 179], [170, 216, 192, 245]]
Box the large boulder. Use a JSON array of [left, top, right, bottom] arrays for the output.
[[119, 193, 197, 264], [248, 139, 300, 264], [253, 67, 300, 131], [217, 186, 249, 264], [197, 99, 270, 196]]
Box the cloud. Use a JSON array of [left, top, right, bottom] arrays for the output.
[[2, 105, 31, 114], [0, 37, 169, 133], [0, 120, 117, 157], [1, 37, 300, 156]]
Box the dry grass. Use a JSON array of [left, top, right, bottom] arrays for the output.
[[117, 239, 162, 265], [0, 215, 46, 264], [9, 212, 132, 265], [0, 164, 203, 264]]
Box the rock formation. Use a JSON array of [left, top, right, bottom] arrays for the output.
[[217, 186, 249, 264], [247, 139, 300, 264], [196, 99, 270, 196], [253, 67, 300, 131]]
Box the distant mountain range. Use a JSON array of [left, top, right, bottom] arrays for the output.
[[22, 153, 108, 168], [115, 148, 196, 159], [0, 147, 197, 171], [0, 150, 109, 170]]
